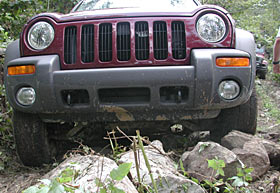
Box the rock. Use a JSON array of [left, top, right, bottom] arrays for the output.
[[43, 155, 138, 193], [119, 140, 205, 193], [232, 138, 270, 180], [220, 130, 254, 150], [221, 130, 280, 166], [260, 139, 280, 166], [181, 141, 241, 181]]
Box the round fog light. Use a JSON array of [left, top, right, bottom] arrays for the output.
[[218, 80, 240, 100], [16, 87, 36, 106]]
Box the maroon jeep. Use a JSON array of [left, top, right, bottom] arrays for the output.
[[4, 0, 257, 166]]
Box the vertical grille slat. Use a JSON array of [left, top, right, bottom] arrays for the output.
[[117, 22, 131, 61], [135, 21, 149, 60], [172, 21, 186, 59], [153, 21, 168, 60], [64, 26, 77, 64], [81, 24, 94, 63], [99, 23, 112, 62]]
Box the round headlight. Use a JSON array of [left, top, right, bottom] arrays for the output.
[[196, 13, 226, 43], [28, 21, 54, 50], [218, 80, 240, 100], [16, 87, 36, 106]]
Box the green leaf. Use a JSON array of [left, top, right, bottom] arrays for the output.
[[207, 158, 225, 177], [37, 187, 50, 193], [95, 178, 104, 187], [48, 179, 65, 193], [198, 143, 209, 153], [231, 176, 245, 187], [100, 188, 107, 193], [191, 177, 199, 184], [110, 163, 132, 181], [22, 186, 40, 193], [109, 185, 125, 193], [204, 180, 213, 187], [244, 167, 254, 174], [58, 176, 72, 183]]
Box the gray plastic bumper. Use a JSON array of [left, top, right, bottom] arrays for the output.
[[4, 48, 253, 122]]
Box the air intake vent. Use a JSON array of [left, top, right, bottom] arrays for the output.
[[64, 26, 77, 64], [99, 23, 112, 62], [172, 21, 186, 59], [135, 21, 149, 60], [99, 88, 150, 104], [81, 24, 94, 63], [153, 21, 168, 60], [117, 22, 131, 61]]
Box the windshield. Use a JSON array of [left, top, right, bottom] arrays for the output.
[[74, 0, 200, 12]]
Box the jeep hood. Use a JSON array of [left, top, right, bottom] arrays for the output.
[[28, 5, 228, 23]]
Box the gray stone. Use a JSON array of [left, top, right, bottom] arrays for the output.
[[181, 141, 241, 181], [232, 139, 270, 180], [222, 130, 280, 166], [43, 155, 138, 193], [119, 140, 205, 193]]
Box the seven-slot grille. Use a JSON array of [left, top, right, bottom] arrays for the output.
[[64, 20, 186, 65]]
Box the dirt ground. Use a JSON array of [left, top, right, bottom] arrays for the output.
[[0, 77, 280, 193]]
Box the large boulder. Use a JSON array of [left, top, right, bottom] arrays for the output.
[[181, 141, 241, 181], [231, 139, 270, 180], [119, 140, 205, 193], [43, 155, 138, 193], [221, 130, 280, 166]]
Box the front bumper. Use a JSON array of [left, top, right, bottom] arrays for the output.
[[4, 49, 253, 122]]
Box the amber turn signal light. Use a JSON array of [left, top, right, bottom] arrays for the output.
[[8, 65, 35, 75], [216, 57, 250, 67]]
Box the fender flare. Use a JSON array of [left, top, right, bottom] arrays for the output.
[[4, 39, 21, 66], [235, 28, 256, 99]]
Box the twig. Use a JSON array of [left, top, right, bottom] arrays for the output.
[[268, 123, 280, 130], [116, 126, 134, 143], [133, 137, 143, 192], [137, 130, 158, 193]]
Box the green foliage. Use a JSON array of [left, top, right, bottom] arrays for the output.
[[107, 130, 127, 160], [207, 157, 225, 177], [0, 84, 13, 172], [110, 162, 132, 181], [199, 143, 209, 153], [96, 162, 132, 193], [0, 0, 79, 43], [202, 0, 279, 58], [23, 163, 80, 193], [256, 82, 280, 123]]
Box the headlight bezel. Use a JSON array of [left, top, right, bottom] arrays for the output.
[[196, 12, 228, 43], [27, 21, 55, 50]]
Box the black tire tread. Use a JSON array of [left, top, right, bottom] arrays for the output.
[[210, 88, 258, 140], [13, 110, 53, 166]]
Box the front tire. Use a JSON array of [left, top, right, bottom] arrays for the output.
[[210, 88, 258, 141], [13, 110, 55, 166]]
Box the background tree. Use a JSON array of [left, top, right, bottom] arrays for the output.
[[203, 0, 280, 57]]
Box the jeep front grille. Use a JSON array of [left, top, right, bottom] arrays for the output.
[[63, 19, 188, 67], [172, 21, 186, 59], [117, 22, 131, 61], [99, 23, 113, 62], [135, 21, 149, 60], [64, 26, 77, 64], [81, 24, 94, 63], [153, 21, 168, 60]]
